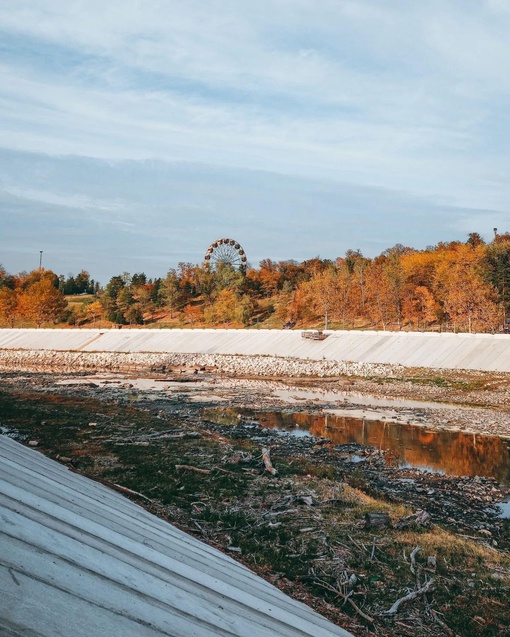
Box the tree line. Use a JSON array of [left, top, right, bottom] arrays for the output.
[[1, 232, 510, 332]]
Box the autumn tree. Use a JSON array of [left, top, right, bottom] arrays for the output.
[[298, 268, 340, 328], [17, 268, 60, 292], [481, 237, 510, 315], [381, 245, 414, 329], [365, 261, 393, 329], [161, 269, 187, 318], [213, 263, 245, 296], [204, 289, 252, 326], [86, 300, 104, 326], [258, 259, 283, 297], [135, 284, 156, 322], [443, 266, 502, 332], [276, 260, 307, 289], [333, 263, 354, 327], [433, 241, 488, 330], [183, 303, 203, 325], [178, 262, 198, 296], [344, 250, 370, 320], [195, 266, 216, 304], [0, 287, 18, 327], [272, 280, 295, 325], [117, 287, 141, 325], [18, 277, 67, 327], [409, 285, 439, 329]]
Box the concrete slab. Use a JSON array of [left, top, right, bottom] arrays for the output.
[[1, 328, 510, 372], [0, 436, 351, 637]]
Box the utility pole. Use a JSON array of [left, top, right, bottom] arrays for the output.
[[39, 251, 43, 270]]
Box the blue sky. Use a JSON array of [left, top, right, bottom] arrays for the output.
[[1, 0, 509, 283]]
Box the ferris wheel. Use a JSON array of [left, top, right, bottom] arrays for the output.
[[204, 238, 247, 270]]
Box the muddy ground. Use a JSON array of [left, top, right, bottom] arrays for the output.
[[1, 367, 510, 636]]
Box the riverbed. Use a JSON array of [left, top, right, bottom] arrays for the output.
[[2, 368, 510, 637], [5, 368, 510, 518]]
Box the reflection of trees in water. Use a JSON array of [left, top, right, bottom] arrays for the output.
[[258, 411, 510, 483]]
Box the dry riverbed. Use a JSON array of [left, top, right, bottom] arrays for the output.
[[1, 367, 510, 637]]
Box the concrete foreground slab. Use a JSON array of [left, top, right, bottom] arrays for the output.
[[1, 328, 510, 372], [0, 436, 351, 637]]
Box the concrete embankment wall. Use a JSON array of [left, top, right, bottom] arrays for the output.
[[0, 436, 352, 637], [0, 328, 509, 375]]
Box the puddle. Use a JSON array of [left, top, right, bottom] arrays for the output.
[[55, 374, 510, 487], [203, 407, 510, 485], [57, 376, 457, 420], [56, 375, 214, 392], [496, 498, 510, 518], [271, 387, 455, 410]]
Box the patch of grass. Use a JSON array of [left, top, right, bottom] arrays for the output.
[[408, 376, 452, 388]]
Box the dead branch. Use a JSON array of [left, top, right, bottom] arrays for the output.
[[395, 509, 431, 529], [261, 447, 277, 475], [410, 545, 421, 575], [382, 579, 435, 616], [112, 483, 152, 501], [175, 464, 211, 474], [348, 534, 367, 553], [315, 579, 374, 623], [262, 508, 299, 519], [73, 468, 153, 502]]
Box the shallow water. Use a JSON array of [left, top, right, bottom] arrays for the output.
[[57, 374, 510, 485], [204, 407, 510, 485], [271, 386, 455, 410]]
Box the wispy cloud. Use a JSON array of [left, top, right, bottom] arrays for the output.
[[0, 1, 509, 280], [0, 149, 504, 282]]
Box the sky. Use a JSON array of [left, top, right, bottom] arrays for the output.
[[1, 0, 509, 284]]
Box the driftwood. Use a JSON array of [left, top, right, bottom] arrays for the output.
[[175, 464, 211, 474], [261, 447, 277, 475], [382, 579, 435, 615]]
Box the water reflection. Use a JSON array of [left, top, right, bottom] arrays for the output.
[[204, 408, 510, 484]]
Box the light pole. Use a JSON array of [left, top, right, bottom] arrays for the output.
[[39, 251, 43, 270]]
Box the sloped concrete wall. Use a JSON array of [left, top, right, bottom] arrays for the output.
[[0, 436, 352, 637], [0, 328, 509, 372]]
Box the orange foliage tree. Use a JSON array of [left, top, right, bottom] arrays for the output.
[[443, 266, 502, 332], [18, 276, 67, 327], [0, 287, 18, 327]]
